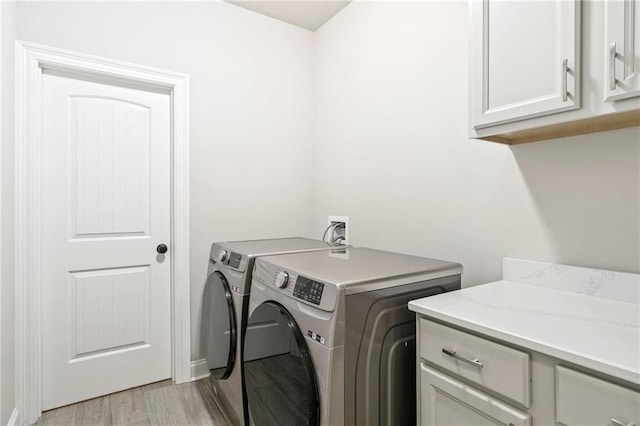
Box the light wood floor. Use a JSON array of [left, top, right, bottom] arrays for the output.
[[35, 378, 230, 426]]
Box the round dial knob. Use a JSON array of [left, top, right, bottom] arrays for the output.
[[218, 250, 229, 263], [275, 271, 289, 289]]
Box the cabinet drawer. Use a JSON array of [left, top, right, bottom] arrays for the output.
[[421, 364, 531, 426], [420, 319, 530, 407], [556, 366, 640, 426]]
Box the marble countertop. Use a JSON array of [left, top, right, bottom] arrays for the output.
[[408, 259, 640, 385]]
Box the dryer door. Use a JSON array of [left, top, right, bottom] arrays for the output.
[[201, 271, 236, 380], [243, 301, 319, 426]]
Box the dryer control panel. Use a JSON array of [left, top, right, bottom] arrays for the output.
[[293, 276, 324, 306], [209, 244, 247, 272], [227, 252, 242, 269], [253, 259, 339, 312]]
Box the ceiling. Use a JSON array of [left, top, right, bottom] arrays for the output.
[[225, 1, 352, 31]]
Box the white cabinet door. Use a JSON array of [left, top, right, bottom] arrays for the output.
[[556, 367, 640, 426], [41, 71, 172, 410], [470, 0, 581, 129], [420, 364, 531, 426], [605, 0, 640, 101]]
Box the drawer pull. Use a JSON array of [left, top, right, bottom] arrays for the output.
[[611, 419, 635, 426], [442, 348, 483, 369]]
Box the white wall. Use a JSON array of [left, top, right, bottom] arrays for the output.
[[1, 2, 17, 423], [5, 5, 640, 412], [14, 1, 317, 360], [314, 1, 640, 286]]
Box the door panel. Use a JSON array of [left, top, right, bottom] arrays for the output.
[[487, 1, 556, 109], [70, 266, 150, 357], [71, 97, 150, 237], [41, 70, 171, 410]]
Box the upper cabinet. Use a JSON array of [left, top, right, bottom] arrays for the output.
[[469, 0, 640, 145], [470, 0, 581, 129], [605, 0, 640, 101]]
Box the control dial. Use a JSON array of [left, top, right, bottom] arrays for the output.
[[275, 271, 289, 289], [218, 250, 229, 263]]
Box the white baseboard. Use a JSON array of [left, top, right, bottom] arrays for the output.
[[190, 358, 210, 381], [7, 407, 19, 426]]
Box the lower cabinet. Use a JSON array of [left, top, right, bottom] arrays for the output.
[[417, 318, 640, 426], [556, 367, 640, 426], [421, 364, 530, 426]]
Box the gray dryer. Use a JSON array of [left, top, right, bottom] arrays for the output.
[[243, 247, 462, 425]]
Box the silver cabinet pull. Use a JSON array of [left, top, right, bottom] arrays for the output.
[[442, 348, 483, 369], [611, 419, 635, 426], [610, 42, 618, 91], [562, 58, 569, 102]]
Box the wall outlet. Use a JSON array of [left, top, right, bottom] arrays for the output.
[[327, 215, 349, 245]]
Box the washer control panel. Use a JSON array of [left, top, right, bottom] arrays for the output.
[[228, 252, 242, 269], [293, 275, 325, 306]]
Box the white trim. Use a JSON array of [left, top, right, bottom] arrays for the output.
[[7, 407, 19, 426], [15, 41, 190, 425], [190, 358, 211, 382], [0, 2, 3, 419]]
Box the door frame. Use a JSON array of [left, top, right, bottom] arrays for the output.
[[14, 40, 191, 425]]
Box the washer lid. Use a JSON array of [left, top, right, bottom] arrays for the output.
[[258, 247, 462, 290]]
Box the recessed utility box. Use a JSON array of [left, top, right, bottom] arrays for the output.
[[327, 215, 349, 246]]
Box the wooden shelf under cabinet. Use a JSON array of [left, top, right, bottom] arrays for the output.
[[480, 110, 640, 145]]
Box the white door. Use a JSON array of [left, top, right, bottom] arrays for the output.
[[470, 0, 581, 129], [605, 0, 640, 101], [41, 70, 172, 410]]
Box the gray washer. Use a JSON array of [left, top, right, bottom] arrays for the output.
[[201, 238, 345, 426], [244, 247, 462, 426]]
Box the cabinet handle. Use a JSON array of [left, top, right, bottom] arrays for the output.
[[562, 58, 569, 102], [442, 348, 483, 369], [611, 419, 635, 426], [609, 42, 618, 91]]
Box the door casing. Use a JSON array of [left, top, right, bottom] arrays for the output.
[[14, 40, 191, 425]]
